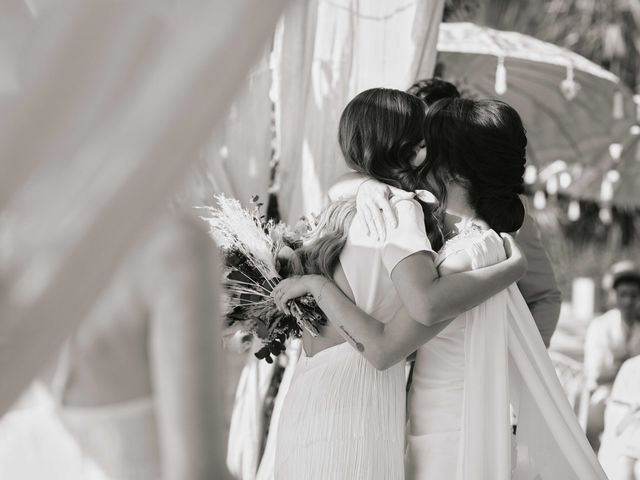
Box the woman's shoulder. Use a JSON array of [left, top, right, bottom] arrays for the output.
[[389, 188, 435, 221], [436, 225, 502, 268], [348, 191, 425, 241], [390, 195, 423, 215], [347, 195, 426, 246]]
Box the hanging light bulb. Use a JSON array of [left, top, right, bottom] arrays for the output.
[[533, 190, 546, 210], [600, 179, 614, 202], [606, 169, 621, 183], [538, 160, 567, 181], [219, 145, 229, 159], [559, 171, 572, 189], [524, 165, 538, 184], [568, 200, 581, 221], [560, 64, 580, 101], [546, 176, 559, 195], [631, 125, 640, 135], [613, 90, 624, 119], [599, 207, 613, 224], [609, 143, 623, 161], [495, 57, 507, 95]]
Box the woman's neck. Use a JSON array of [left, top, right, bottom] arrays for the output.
[[442, 183, 488, 235]]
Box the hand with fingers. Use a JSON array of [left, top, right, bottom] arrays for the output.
[[355, 178, 398, 240], [272, 275, 326, 315], [500, 232, 528, 278]]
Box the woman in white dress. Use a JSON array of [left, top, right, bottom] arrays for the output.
[[272, 89, 528, 480], [274, 97, 607, 479], [43, 216, 229, 480]]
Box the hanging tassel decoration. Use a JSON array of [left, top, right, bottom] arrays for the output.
[[559, 171, 572, 189], [560, 64, 580, 101], [599, 207, 613, 224], [613, 90, 624, 119], [533, 190, 546, 210], [609, 143, 623, 161], [495, 57, 507, 95], [568, 200, 580, 221], [606, 169, 621, 183], [600, 178, 614, 202], [524, 165, 537, 184]]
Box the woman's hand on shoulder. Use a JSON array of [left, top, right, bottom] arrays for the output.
[[501, 233, 528, 279], [356, 179, 397, 240]]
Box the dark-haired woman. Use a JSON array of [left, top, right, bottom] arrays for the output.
[[272, 90, 528, 480], [273, 98, 606, 479]]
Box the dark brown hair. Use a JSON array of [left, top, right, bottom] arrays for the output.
[[289, 88, 426, 278], [419, 97, 527, 237]]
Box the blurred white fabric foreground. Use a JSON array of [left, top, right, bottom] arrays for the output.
[[0, 0, 287, 414], [0, 384, 107, 479], [0, 0, 289, 478], [2, 215, 229, 479]]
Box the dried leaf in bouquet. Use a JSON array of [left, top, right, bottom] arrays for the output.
[[199, 194, 326, 363]]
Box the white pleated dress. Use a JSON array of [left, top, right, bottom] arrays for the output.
[[274, 197, 434, 480]]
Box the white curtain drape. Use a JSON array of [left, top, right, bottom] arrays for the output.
[[272, 0, 445, 224], [0, 0, 289, 418], [177, 47, 274, 209]]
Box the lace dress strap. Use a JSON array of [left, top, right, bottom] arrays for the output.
[[435, 221, 486, 268]]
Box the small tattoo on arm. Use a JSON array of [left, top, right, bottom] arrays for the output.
[[339, 326, 364, 352]]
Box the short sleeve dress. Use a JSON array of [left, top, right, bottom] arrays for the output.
[[274, 196, 434, 480]]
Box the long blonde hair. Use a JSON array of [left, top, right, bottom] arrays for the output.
[[286, 200, 356, 278]]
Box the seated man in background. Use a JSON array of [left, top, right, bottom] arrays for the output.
[[584, 261, 640, 451], [598, 354, 640, 480]]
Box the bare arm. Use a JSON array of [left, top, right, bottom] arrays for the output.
[[274, 235, 526, 370], [147, 218, 230, 480], [583, 320, 618, 389], [356, 183, 561, 347], [328, 172, 398, 239]]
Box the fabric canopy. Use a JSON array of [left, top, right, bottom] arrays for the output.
[[561, 127, 640, 208], [274, 0, 445, 224], [437, 22, 635, 170]]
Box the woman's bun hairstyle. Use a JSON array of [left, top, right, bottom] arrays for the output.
[[422, 98, 527, 233]]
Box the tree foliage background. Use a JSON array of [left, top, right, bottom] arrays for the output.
[[442, 0, 640, 302]]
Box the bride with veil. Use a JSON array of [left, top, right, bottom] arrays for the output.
[[272, 96, 606, 479]]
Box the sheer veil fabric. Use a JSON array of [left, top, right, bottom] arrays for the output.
[[0, 0, 289, 417], [460, 232, 606, 479]]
